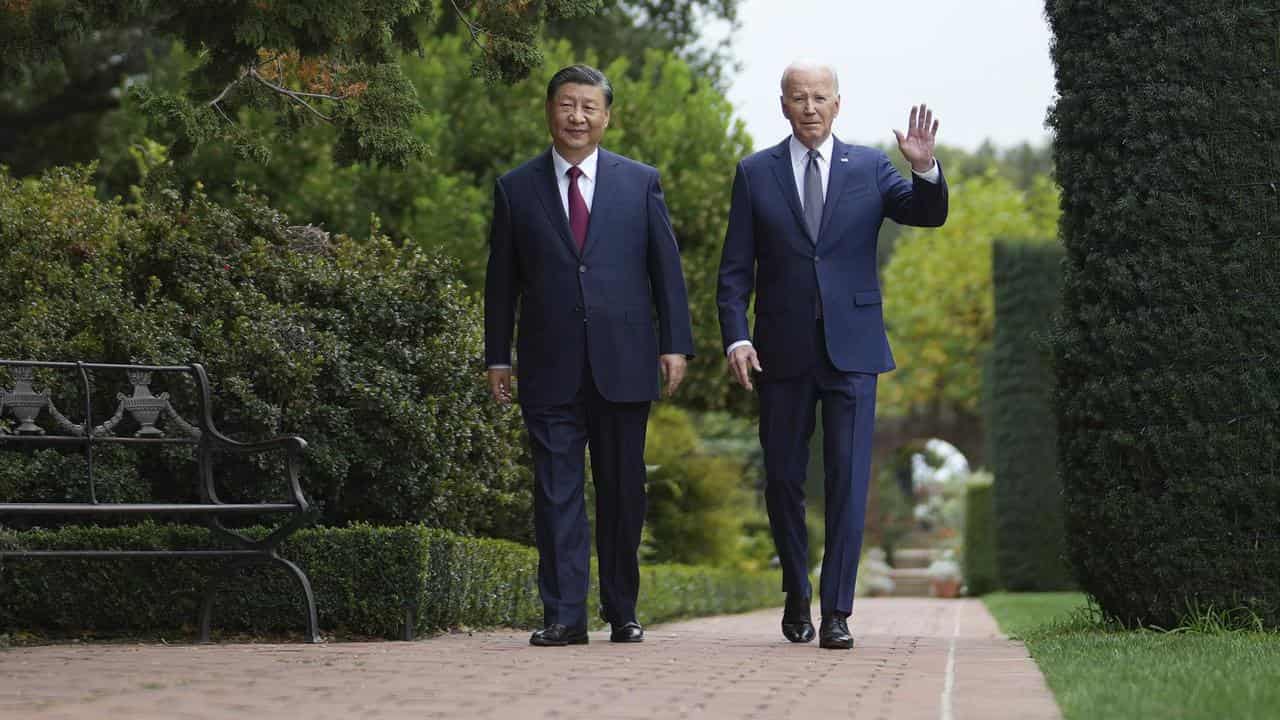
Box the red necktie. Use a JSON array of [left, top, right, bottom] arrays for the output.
[[567, 165, 589, 252]]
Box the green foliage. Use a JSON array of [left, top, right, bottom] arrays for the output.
[[872, 141, 1056, 268], [0, 523, 783, 638], [962, 478, 998, 596], [0, 164, 528, 536], [545, 0, 740, 88], [0, 0, 600, 166], [986, 240, 1072, 591], [642, 405, 764, 568], [879, 169, 1060, 422], [1047, 1, 1280, 627], [0, 447, 150, 512], [156, 35, 753, 413]]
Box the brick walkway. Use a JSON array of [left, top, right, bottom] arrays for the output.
[[0, 598, 1059, 720]]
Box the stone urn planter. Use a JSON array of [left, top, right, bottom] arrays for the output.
[[927, 553, 962, 598], [2, 365, 49, 435]]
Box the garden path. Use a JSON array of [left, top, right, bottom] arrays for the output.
[[0, 597, 1059, 719]]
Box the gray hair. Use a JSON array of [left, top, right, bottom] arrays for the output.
[[547, 64, 614, 107], [780, 60, 840, 94]]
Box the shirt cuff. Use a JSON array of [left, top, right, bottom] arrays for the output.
[[487, 364, 512, 370], [726, 340, 753, 357], [912, 160, 940, 183]]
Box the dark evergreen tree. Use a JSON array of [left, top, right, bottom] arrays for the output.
[[1047, 0, 1280, 626], [0, 0, 598, 167]]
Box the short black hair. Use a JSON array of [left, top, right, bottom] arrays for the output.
[[546, 64, 613, 107]]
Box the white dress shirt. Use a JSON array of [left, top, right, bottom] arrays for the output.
[[551, 146, 599, 214], [725, 135, 939, 357], [789, 134, 835, 207], [489, 146, 601, 371]]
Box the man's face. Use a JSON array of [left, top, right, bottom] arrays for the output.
[[780, 67, 840, 149], [546, 83, 610, 158]]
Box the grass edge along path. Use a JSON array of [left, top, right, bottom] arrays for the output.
[[984, 592, 1280, 720]]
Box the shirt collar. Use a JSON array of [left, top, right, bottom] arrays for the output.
[[789, 134, 835, 168], [552, 146, 600, 181]]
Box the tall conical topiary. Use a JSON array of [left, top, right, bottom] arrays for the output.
[[1047, 1, 1280, 627]]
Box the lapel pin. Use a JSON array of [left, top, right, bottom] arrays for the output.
[[840, 157, 848, 162]]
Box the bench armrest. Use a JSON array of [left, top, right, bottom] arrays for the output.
[[191, 364, 311, 509], [205, 430, 308, 455]]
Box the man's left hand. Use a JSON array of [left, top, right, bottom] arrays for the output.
[[893, 103, 939, 173], [659, 354, 688, 398]]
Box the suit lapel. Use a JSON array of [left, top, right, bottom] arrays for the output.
[[816, 138, 851, 247], [533, 149, 580, 258], [581, 149, 620, 258], [768, 139, 814, 248]]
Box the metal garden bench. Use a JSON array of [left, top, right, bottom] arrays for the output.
[[0, 359, 321, 643]]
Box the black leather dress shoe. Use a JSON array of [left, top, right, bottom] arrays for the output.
[[609, 621, 644, 643], [781, 593, 815, 643], [819, 615, 854, 650], [530, 624, 588, 646]]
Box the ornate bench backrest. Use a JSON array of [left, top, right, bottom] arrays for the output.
[[0, 360, 209, 444], [0, 360, 218, 505]]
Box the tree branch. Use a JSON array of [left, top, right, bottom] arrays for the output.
[[448, 0, 488, 54], [208, 71, 245, 109], [246, 67, 337, 122]]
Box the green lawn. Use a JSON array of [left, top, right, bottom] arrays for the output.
[[984, 593, 1280, 720]]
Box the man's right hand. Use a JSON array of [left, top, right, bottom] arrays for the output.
[[728, 345, 763, 391], [488, 368, 513, 405]]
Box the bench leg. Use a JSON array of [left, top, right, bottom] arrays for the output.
[[198, 555, 322, 644], [271, 555, 322, 644], [199, 556, 258, 644]]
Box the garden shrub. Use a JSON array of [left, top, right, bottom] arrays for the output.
[[0, 165, 528, 538], [962, 478, 999, 596], [1047, 1, 1280, 626], [642, 405, 766, 569]]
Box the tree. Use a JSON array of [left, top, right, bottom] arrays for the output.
[[872, 141, 1056, 268], [0, 0, 599, 167], [877, 169, 1060, 425], [1048, 0, 1280, 627], [545, 0, 740, 88], [126, 35, 754, 413]]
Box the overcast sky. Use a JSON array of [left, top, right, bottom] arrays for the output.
[[721, 0, 1056, 152]]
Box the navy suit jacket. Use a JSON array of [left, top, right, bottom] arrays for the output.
[[485, 147, 695, 406], [717, 137, 948, 380]]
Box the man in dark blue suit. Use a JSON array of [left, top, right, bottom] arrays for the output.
[[717, 60, 948, 650], [485, 64, 695, 647]]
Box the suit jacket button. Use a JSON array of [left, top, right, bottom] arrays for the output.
[[579, 265, 587, 273], [814, 256, 820, 262]]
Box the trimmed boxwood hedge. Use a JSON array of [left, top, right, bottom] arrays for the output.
[[0, 524, 782, 640], [1047, 1, 1280, 626], [986, 240, 1072, 591], [962, 479, 999, 597]]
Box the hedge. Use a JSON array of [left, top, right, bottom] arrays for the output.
[[986, 240, 1072, 591], [962, 479, 999, 597], [1047, 1, 1280, 626], [0, 523, 783, 640]]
